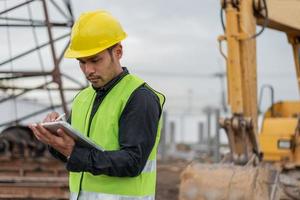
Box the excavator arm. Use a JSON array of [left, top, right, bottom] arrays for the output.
[[255, 0, 300, 36], [219, 0, 300, 165], [256, 0, 300, 94], [218, 0, 259, 165], [255, 0, 300, 93]]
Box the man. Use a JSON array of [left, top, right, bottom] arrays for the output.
[[29, 10, 165, 200]]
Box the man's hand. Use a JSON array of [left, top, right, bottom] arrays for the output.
[[43, 112, 61, 123], [28, 112, 75, 157]]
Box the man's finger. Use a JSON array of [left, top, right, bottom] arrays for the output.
[[30, 127, 41, 140], [36, 124, 56, 142], [57, 128, 72, 141], [29, 125, 48, 144], [49, 112, 59, 121], [43, 112, 59, 122], [56, 128, 64, 137]]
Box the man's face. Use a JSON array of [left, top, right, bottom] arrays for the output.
[[77, 46, 122, 88]]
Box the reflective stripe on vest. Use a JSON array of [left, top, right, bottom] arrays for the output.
[[142, 160, 156, 173], [70, 191, 154, 200], [70, 160, 157, 200]]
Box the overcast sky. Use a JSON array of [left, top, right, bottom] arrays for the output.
[[70, 0, 299, 112], [0, 0, 298, 115]]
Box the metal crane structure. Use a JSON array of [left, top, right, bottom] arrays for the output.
[[0, 0, 84, 199], [0, 0, 85, 128], [180, 0, 300, 199]]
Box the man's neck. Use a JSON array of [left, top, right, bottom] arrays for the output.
[[93, 67, 127, 91]]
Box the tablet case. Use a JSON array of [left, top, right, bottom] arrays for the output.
[[41, 121, 104, 151]]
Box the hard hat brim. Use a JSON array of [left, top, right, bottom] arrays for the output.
[[64, 34, 127, 58]]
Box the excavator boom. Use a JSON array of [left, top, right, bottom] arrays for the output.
[[255, 0, 300, 36]]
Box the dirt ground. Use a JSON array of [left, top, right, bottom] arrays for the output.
[[156, 160, 188, 200], [156, 160, 300, 200]]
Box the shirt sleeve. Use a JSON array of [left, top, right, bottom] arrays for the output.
[[66, 86, 161, 177], [48, 145, 67, 163]]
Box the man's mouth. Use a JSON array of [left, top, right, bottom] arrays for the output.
[[87, 76, 100, 82]]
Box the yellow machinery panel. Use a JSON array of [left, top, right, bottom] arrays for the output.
[[264, 101, 300, 118], [259, 101, 300, 165], [259, 118, 297, 162]]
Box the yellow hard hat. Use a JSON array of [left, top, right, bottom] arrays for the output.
[[64, 10, 127, 58]]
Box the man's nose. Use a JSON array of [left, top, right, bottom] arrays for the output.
[[83, 63, 95, 75]]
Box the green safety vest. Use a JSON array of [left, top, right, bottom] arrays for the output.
[[70, 74, 165, 200]]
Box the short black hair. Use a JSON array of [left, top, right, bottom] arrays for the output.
[[107, 43, 119, 57]]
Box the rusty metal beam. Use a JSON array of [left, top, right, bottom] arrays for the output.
[[0, 0, 35, 16], [0, 100, 72, 128], [65, 0, 73, 17], [0, 0, 76, 129], [0, 1, 74, 197], [0, 86, 83, 91], [61, 73, 86, 88], [49, 0, 71, 20], [57, 40, 70, 66], [0, 71, 51, 81], [0, 16, 46, 23], [42, 0, 68, 116], [0, 71, 50, 74], [0, 81, 52, 104], [0, 33, 70, 67], [0, 22, 72, 27]]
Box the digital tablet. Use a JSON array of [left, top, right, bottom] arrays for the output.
[[41, 121, 104, 151]]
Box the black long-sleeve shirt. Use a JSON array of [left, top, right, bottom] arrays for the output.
[[49, 68, 162, 177]]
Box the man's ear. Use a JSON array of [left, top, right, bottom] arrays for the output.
[[114, 44, 123, 59]]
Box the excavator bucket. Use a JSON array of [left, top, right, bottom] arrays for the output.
[[179, 163, 280, 200]]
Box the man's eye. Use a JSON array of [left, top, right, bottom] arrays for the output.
[[91, 59, 100, 63]]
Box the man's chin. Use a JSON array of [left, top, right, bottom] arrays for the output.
[[90, 81, 103, 88]]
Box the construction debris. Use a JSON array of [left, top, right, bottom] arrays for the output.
[[179, 163, 280, 200], [0, 126, 68, 199]]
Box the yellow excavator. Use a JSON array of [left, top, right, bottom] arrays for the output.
[[179, 0, 300, 199]]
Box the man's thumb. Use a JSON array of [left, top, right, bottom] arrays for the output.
[[56, 129, 65, 138]]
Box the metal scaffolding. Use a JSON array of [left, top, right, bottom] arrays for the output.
[[0, 0, 84, 128]]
